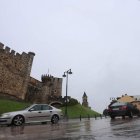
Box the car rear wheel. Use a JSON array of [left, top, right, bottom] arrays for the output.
[[122, 115, 125, 119], [12, 115, 24, 126], [51, 115, 59, 124]]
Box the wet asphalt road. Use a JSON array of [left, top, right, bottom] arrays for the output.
[[0, 117, 140, 140]]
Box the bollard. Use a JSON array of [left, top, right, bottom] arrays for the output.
[[95, 115, 97, 120], [88, 114, 90, 120], [80, 115, 81, 121], [100, 114, 102, 119]]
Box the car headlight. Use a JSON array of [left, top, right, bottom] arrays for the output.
[[1, 113, 11, 118]]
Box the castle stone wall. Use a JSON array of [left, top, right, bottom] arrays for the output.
[[0, 42, 35, 99], [25, 75, 63, 104]]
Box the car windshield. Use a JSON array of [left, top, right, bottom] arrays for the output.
[[111, 102, 127, 107], [22, 105, 32, 110]]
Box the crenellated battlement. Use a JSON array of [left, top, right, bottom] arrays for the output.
[[41, 74, 62, 84], [0, 42, 35, 59], [11, 50, 15, 55], [0, 42, 4, 49], [0, 42, 17, 56]]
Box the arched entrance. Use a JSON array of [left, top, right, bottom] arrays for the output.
[[49, 101, 63, 108]]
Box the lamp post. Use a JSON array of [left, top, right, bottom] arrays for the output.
[[62, 69, 72, 119]]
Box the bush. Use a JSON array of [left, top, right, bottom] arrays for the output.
[[68, 98, 78, 106], [63, 98, 78, 106]]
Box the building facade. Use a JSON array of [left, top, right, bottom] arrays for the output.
[[117, 94, 135, 103], [117, 94, 140, 111]]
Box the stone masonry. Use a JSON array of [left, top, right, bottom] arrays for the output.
[[0, 42, 35, 99]]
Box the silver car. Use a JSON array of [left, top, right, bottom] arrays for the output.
[[0, 104, 63, 126]]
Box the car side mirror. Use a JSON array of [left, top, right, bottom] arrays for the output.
[[29, 108, 34, 112]]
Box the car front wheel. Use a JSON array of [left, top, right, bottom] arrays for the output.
[[110, 115, 115, 119], [12, 115, 24, 126], [51, 115, 59, 124]]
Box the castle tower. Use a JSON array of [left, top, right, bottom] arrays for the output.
[[41, 74, 63, 103], [40, 74, 52, 103], [82, 92, 89, 107]]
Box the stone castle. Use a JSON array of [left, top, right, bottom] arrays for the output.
[[0, 42, 63, 106]]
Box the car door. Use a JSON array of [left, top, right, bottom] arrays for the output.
[[40, 104, 53, 121], [26, 104, 43, 122]]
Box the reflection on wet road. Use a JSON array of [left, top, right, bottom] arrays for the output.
[[0, 117, 140, 140]]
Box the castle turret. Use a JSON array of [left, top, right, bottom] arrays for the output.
[[41, 74, 63, 101], [21, 51, 35, 99]]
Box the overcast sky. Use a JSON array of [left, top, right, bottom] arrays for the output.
[[0, 0, 140, 113]]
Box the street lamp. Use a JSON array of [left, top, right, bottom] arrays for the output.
[[62, 69, 72, 119]]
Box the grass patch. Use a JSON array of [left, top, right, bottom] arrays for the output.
[[60, 104, 100, 119], [0, 99, 30, 114]]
